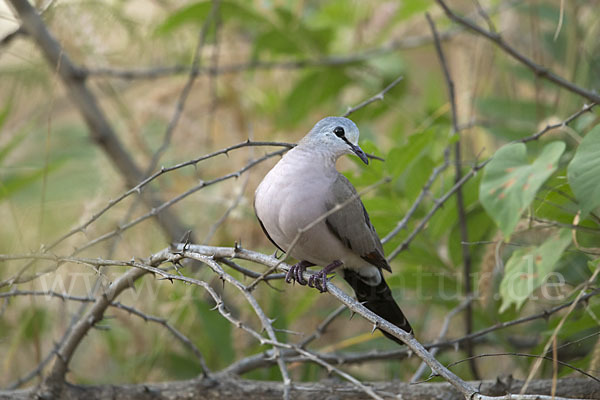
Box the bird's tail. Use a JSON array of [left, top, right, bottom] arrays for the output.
[[342, 269, 412, 345]]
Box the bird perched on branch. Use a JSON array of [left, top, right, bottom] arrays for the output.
[[254, 117, 412, 343]]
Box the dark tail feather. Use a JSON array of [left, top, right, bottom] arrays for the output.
[[342, 269, 412, 345]]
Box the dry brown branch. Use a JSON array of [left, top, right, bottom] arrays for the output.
[[2, 377, 598, 400], [6, 0, 189, 243], [0, 290, 209, 375], [40, 267, 148, 396], [435, 0, 600, 104]]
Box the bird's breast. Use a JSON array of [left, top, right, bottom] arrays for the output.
[[255, 157, 334, 251]]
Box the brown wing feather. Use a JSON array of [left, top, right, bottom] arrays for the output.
[[325, 174, 391, 272]]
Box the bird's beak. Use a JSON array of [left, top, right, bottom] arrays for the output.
[[350, 143, 369, 165]]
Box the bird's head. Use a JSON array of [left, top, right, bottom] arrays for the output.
[[301, 116, 369, 164]]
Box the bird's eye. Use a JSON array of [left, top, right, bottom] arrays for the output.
[[333, 126, 345, 137]]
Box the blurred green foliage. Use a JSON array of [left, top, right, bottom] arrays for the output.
[[1, 0, 600, 389]]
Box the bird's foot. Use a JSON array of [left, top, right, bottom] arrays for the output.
[[307, 260, 343, 293], [285, 260, 314, 285]]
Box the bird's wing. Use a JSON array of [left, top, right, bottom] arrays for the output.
[[325, 174, 391, 272]]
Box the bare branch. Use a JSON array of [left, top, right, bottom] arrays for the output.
[[411, 296, 473, 382], [132, 254, 383, 400], [382, 147, 450, 244], [426, 11, 480, 379], [342, 76, 404, 117], [387, 158, 489, 260], [160, 245, 477, 398], [516, 103, 597, 143], [41, 140, 292, 256], [2, 377, 598, 400], [0, 290, 210, 378], [435, 0, 600, 104], [6, 0, 189, 243], [72, 149, 287, 256], [145, 0, 221, 174], [40, 267, 149, 396]]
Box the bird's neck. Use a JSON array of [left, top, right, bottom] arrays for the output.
[[287, 145, 339, 172]]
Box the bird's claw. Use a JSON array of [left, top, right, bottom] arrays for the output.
[[307, 271, 328, 293], [286, 261, 310, 285], [286, 260, 341, 293]]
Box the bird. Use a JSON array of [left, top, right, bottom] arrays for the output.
[[254, 116, 412, 343]]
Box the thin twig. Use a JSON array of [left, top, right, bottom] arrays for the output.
[[135, 254, 384, 400], [426, 12, 480, 380], [145, 0, 220, 175], [0, 290, 210, 377], [435, 0, 600, 104], [160, 245, 478, 398], [521, 265, 600, 393], [71, 149, 288, 256], [411, 296, 473, 382], [7, 0, 189, 245], [298, 305, 347, 348], [41, 140, 293, 255], [342, 76, 403, 117], [387, 158, 489, 260], [516, 103, 596, 143], [446, 352, 600, 384]]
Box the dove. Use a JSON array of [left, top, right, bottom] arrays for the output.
[[254, 117, 412, 342]]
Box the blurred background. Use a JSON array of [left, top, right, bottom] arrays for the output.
[[1, 0, 600, 389]]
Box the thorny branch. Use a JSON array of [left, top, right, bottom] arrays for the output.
[[2, 243, 599, 398], [6, 0, 189, 244], [3, 1, 600, 399], [342, 76, 404, 117], [0, 290, 208, 374], [145, 0, 221, 175], [387, 158, 489, 261], [159, 245, 592, 400]]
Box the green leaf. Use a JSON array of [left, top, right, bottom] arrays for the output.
[[386, 130, 434, 178], [0, 130, 28, 166], [499, 228, 572, 312], [280, 69, 350, 126], [156, 0, 270, 35], [0, 101, 11, 131], [0, 159, 65, 201], [163, 352, 204, 379], [476, 97, 547, 141], [567, 124, 600, 216], [192, 298, 235, 368], [480, 141, 565, 239], [253, 29, 303, 57]]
